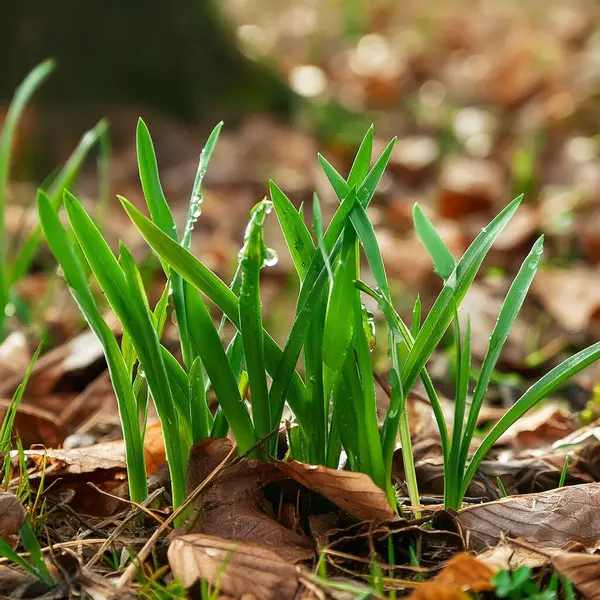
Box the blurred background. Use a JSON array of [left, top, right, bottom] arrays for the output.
[[4, 0, 600, 415]]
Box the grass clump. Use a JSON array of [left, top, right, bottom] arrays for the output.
[[37, 121, 600, 514]]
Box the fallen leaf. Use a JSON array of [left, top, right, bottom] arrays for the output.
[[531, 267, 600, 332], [0, 400, 68, 448], [19, 421, 165, 478], [477, 540, 549, 571], [278, 460, 396, 522], [0, 332, 31, 384], [410, 553, 494, 599], [168, 534, 300, 600], [185, 439, 314, 563], [552, 551, 600, 600], [456, 483, 600, 551], [0, 492, 25, 546]]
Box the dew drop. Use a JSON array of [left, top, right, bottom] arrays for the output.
[[4, 304, 15, 317], [263, 248, 279, 267]]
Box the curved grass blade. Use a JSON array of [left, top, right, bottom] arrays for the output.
[[462, 340, 600, 499], [347, 125, 374, 187], [10, 119, 108, 286], [37, 190, 147, 503], [63, 192, 185, 510], [312, 193, 333, 284], [458, 235, 544, 484], [0, 60, 54, 319], [412, 204, 456, 280], [182, 122, 223, 251], [118, 195, 307, 424]]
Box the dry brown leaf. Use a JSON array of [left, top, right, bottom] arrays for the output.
[[0, 332, 31, 384], [0, 400, 68, 448], [278, 460, 396, 522], [552, 551, 600, 600], [20, 421, 165, 477], [185, 439, 313, 563], [456, 483, 600, 551], [531, 267, 600, 332], [168, 534, 299, 600], [409, 553, 494, 600], [477, 540, 550, 571], [0, 493, 25, 546]]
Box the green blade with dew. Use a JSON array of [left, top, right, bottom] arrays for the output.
[[0, 60, 54, 319], [136, 119, 191, 366], [37, 190, 148, 503], [458, 235, 545, 484], [238, 200, 273, 446], [63, 192, 186, 510], [462, 340, 600, 499], [118, 195, 308, 426], [10, 119, 108, 287], [269, 180, 314, 281], [182, 122, 223, 251], [413, 204, 456, 280]]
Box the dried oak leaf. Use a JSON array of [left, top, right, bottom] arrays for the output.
[[278, 460, 396, 522], [168, 534, 300, 600], [409, 553, 494, 600], [0, 492, 25, 546], [456, 483, 600, 551]]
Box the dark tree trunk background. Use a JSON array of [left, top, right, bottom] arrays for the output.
[[1, 0, 292, 168]]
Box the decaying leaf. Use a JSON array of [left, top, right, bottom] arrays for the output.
[[456, 483, 600, 551], [0, 492, 25, 546], [410, 553, 494, 599], [278, 460, 397, 522], [168, 534, 300, 600]]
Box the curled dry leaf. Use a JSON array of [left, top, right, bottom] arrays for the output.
[[409, 553, 494, 600], [456, 483, 600, 551], [0, 492, 25, 546], [278, 460, 397, 522], [0, 400, 68, 448], [168, 534, 299, 600]]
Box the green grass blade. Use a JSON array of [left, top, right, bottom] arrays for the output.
[[63, 192, 186, 509], [347, 125, 374, 187], [238, 201, 272, 445], [269, 180, 314, 281], [184, 284, 257, 453], [135, 121, 191, 367], [19, 518, 53, 585], [38, 190, 147, 503], [119, 195, 307, 424], [403, 195, 524, 397], [458, 235, 544, 480], [411, 296, 422, 337], [312, 193, 333, 284], [10, 119, 108, 286], [462, 340, 600, 499], [182, 122, 223, 251], [0, 343, 42, 452], [0, 60, 54, 322], [189, 357, 211, 442], [412, 204, 456, 280], [323, 226, 356, 404]]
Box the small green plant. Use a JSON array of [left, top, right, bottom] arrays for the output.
[[38, 122, 600, 515], [492, 567, 571, 600], [0, 59, 107, 339]]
